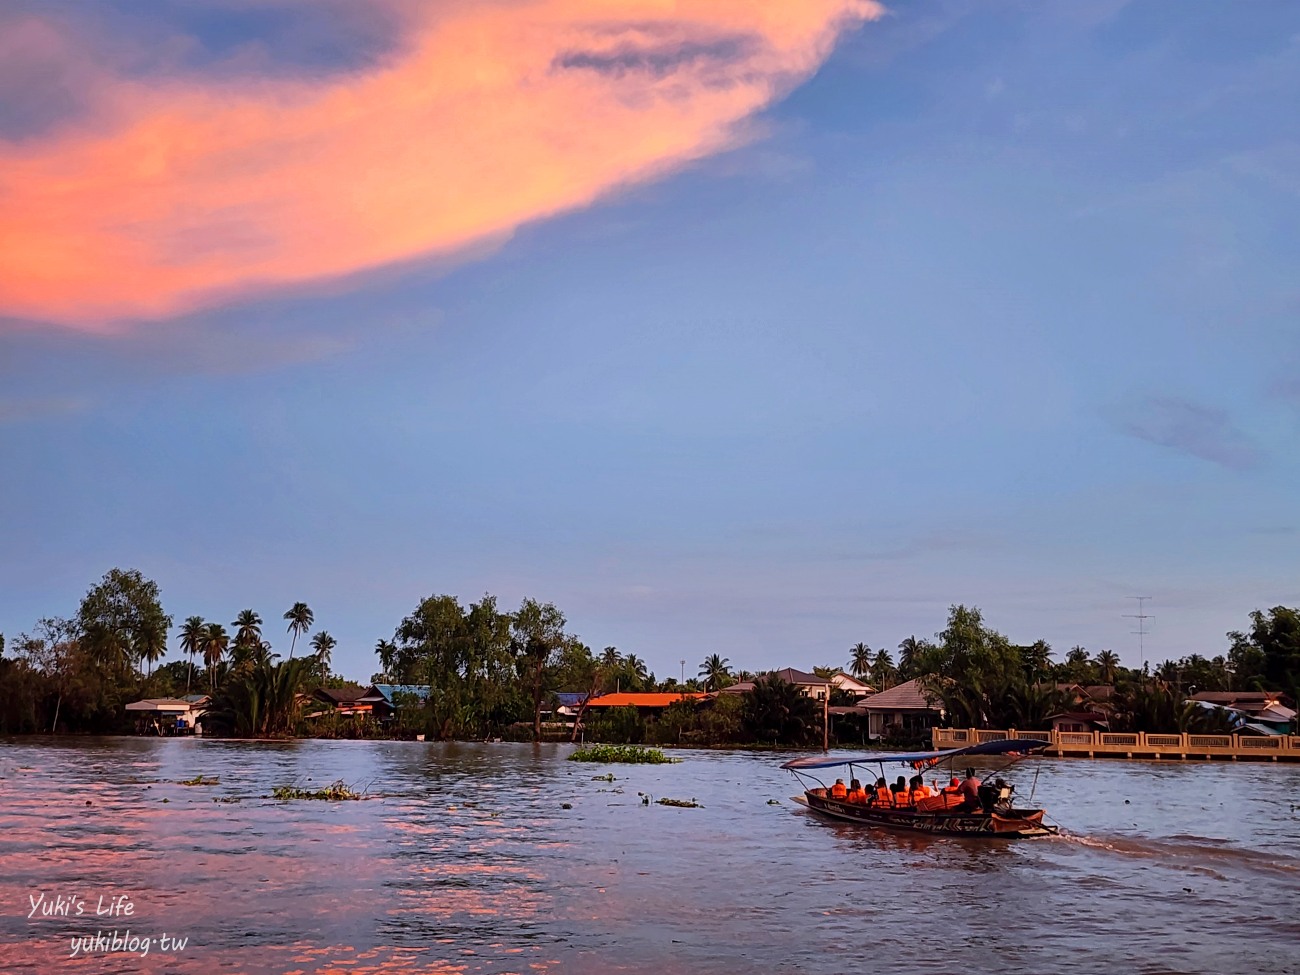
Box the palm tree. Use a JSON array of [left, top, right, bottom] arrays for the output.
[[283, 602, 313, 660], [849, 642, 873, 679], [233, 610, 263, 650], [310, 631, 336, 678], [138, 625, 167, 677], [201, 623, 230, 692], [1095, 649, 1120, 685], [600, 646, 621, 669], [623, 653, 649, 690], [870, 649, 897, 690], [179, 616, 206, 694], [375, 639, 397, 679], [897, 636, 925, 679], [698, 653, 733, 691]]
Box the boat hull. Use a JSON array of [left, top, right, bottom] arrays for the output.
[[792, 792, 1057, 839]]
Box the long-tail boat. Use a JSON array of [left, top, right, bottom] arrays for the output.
[[782, 739, 1059, 839]]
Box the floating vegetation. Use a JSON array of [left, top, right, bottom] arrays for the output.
[[271, 780, 364, 801], [179, 775, 219, 786], [561, 802, 573, 810], [591, 773, 617, 782], [213, 797, 241, 804], [568, 745, 676, 765], [767, 799, 782, 805], [656, 797, 702, 809]]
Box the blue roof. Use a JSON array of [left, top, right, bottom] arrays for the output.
[[780, 738, 1052, 770], [554, 692, 588, 707], [371, 684, 431, 704]]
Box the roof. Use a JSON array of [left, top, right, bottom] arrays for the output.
[[124, 698, 204, 712], [1082, 685, 1115, 701], [861, 678, 940, 711], [584, 692, 709, 708], [314, 685, 370, 705], [718, 681, 756, 694], [769, 668, 830, 686], [1191, 691, 1288, 706], [365, 684, 431, 705], [831, 673, 876, 693], [553, 692, 588, 708], [781, 737, 1052, 770]]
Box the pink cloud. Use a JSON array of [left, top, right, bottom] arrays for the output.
[[0, 0, 881, 328]]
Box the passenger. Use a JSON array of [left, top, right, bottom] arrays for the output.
[[847, 778, 867, 804], [941, 776, 962, 796], [892, 775, 911, 808], [874, 777, 892, 806], [958, 768, 982, 810], [910, 775, 931, 801], [830, 778, 848, 800]]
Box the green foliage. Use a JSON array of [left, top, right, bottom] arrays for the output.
[[698, 653, 733, 691], [742, 674, 819, 745], [656, 797, 701, 807], [272, 779, 363, 800], [76, 568, 172, 676], [588, 705, 645, 744], [203, 657, 311, 737], [1228, 607, 1300, 699], [568, 744, 674, 764]]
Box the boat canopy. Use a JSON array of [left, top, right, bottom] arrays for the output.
[[780, 738, 1051, 770]]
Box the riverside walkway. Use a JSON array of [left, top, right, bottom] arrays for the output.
[[932, 727, 1300, 762]]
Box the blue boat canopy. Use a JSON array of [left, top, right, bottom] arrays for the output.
[[780, 738, 1051, 770]]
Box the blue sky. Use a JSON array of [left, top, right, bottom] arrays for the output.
[[1, 0, 1297, 681]]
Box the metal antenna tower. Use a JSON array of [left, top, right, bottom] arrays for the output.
[[680, 659, 686, 684], [1124, 596, 1153, 671]]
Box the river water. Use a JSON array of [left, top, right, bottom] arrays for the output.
[[1, 738, 1297, 975]]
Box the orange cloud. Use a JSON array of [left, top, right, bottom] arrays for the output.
[[0, 0, 881, 328]]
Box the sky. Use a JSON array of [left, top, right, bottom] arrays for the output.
[[1, 0, 1298, 682]]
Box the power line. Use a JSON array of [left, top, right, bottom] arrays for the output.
[[1123, 596, 1153, 671]]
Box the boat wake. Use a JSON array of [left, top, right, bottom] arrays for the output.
[[1054, 829, 1300, 879]]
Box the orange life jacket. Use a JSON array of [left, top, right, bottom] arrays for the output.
[[912, 785, 932, 800], [831, 782, 848, 799], [848, 788, 867, 804], [894, 789, 912, 807], [875, 787, 892, 805]]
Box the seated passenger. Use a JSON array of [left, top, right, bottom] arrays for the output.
[[873, 777, 892, 806], [958, 769, 983, 811], [847, 778, 867, 804], [941, 776, 962, 796], [892, 775, 911, 808], [830, 778, 848, 800], [909, 775, 932, 801]]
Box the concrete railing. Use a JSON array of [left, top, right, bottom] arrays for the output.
[[931, 727, 1300, 762]]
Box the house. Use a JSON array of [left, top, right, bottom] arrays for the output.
[[768, 668, 832, 700], [1049, 711, 1109, 733], [861, 678, 943, 740], [829, 672, 875, 701], [310, 685, 375, 717], [125, 695, 209, 735], [1190, 691, 1296, 735], [358, 684, 432, 720]]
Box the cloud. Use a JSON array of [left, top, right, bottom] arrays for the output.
[[0, 0, 880, 328], [1108, 395, 1265, 471]]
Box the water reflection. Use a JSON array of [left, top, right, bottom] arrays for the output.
[[1, 739, 1298, 974]]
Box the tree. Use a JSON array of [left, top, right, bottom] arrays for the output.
[[1018, 640, 1054, 682], [512, 598, 568, 742], [201, 623, 229, 692], [897, 637, 925, 680], [1061, 646, 1096, 684], [310, 631, 336, 682], [374, 639, 397, 680], [179, 616, 206, 695], [849, 642, 873, 679], [698, 653, 733, 691], [233, 610, 263, 651], [600, 646, 621, 669], [870, 649, 897, 690], [76, 568, 171, 675], [742, 674, 819, 745], [1228, 606, 1300, 696], [283, 602, 314, 660], [1095, 650, 1120, 685]]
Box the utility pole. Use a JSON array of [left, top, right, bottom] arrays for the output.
[[680, 659, 685, 684], [1124, 597, 1153, 673], [822, 690, 829, 753]]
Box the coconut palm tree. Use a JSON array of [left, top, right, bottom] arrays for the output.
[[849, 642, 873, 679], [897, 636, 925, 680], [623, 653, 649, 690], [870, 649, 897, 690], [233, 609, 263, 650], [179, 616, 206, 694], [310, 631, 336, 678], [138, 625, 167, 677], [1095, 649, 1120, 685], [283, 602, 313, 660], [600, 646, 621, 669], [698, 653, 733, 691], [375, 638, 397, 679], [201, 623, 230, 692]]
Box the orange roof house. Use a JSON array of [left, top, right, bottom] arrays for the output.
[[582, 692, 709, 711]]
